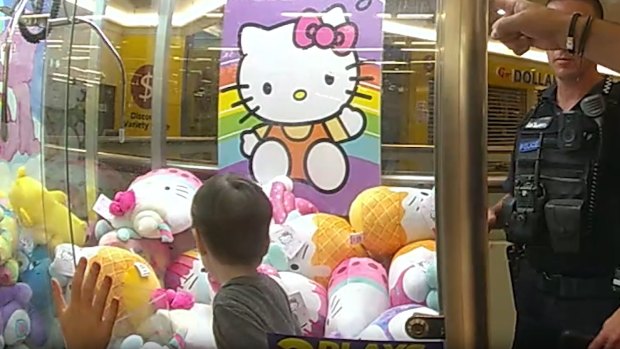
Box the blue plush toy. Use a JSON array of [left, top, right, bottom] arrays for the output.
[[19, 245, 67, 348], [19, 246, 52, 318], [424, 258, 439, 311]]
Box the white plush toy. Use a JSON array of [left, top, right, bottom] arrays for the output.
[[48, 243, 103, 298], [272, 271, 328, 337], [163, 304, 216, 349], [357, 304, 439, 341], [325, 257, 390, 339], [388, 240, 439, 311]]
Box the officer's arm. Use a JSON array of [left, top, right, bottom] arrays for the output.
[[574, 18, 620, 73]]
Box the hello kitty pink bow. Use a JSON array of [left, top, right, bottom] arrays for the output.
[[109, 190, 136, 217], [293, 11, 358, 56]]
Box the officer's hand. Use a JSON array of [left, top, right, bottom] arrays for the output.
[[491, 0, 570, 55], [487, 208, 498, 232], [589, 309, 620, 349]]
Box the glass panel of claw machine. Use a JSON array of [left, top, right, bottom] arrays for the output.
[[0, 0, 179, 349], [45, 0, 185, 349], [175, 0, 443, 348], [0, 0, 56, 347]]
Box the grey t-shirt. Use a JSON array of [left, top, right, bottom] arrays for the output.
[[212, 274, 302, 349]]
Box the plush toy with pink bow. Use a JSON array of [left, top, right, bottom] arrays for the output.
[[263, 176, 318, 225], [93, 168, 203, 244]]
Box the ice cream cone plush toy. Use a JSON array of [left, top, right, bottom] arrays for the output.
[[86, 246, 162, 337], [349, 186, 435, 260], [263, 214, 367, 287]]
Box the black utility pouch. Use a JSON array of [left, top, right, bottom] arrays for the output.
[[545, 199, 584, 254], [503, 198, 545, 244], [503, 178, 545, 244]]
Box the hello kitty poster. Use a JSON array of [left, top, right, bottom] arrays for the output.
[[217, 0, 384, 215]]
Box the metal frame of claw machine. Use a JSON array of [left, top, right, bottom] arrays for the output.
[[407, 0, 491, 347]]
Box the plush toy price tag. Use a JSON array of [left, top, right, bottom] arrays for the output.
[[349, 232, 363, 245], [134, 262, 151, 278], [93, 194, 115, 221], [272, 226, 304, 259], [288, 291, 309, 325]]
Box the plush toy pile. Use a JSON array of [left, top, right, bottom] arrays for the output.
[[0, 168, 441, 349]]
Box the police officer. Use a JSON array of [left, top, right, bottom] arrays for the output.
[[487, 1, 620, 348]]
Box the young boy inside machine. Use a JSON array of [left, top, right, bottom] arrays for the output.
[[191, 173, 302, 348], [52, 173, 301, 349]]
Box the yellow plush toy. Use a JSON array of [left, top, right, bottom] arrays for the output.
[[87, 246, 162, 337], [0, 205, 20, 285], [7, 167, 87, 250], [349, 186, 436, 260]]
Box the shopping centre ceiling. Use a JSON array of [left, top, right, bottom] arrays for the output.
[[107, 0, 199, 12]]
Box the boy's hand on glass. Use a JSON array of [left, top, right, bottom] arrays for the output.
[[51, 258, 119, 349]]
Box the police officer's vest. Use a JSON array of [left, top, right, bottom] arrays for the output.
[[504, 76, 620, 255]]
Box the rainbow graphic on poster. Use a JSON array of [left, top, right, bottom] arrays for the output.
[[218, 0, 384, 215]]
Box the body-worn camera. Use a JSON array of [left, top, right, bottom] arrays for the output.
[[558, 111, 584, 151]]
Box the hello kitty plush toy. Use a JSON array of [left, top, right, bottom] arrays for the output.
[[262, 213, 367, 287], [272, 271, 328, 338], [93, 168, 203, 244], [325, 257, 389, 339], [349, 186, 436, 260], [235, 4, 367, 192], [389, 240, 439, 311]]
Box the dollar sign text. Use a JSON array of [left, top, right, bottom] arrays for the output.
[[139, 73, 153, 102]]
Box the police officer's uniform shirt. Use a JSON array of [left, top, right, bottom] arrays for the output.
[[504, 79, 620, 277]]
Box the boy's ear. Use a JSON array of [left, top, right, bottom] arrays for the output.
[[192, 228, 208, 256], [260, 235, 270, 258]]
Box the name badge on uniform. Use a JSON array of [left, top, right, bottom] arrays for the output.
[[518, 138, 541, 153], [524, 116, 553, 130]]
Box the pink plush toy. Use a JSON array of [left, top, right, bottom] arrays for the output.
[[151, 289, 195, 311], [268, 177, 318, 224]]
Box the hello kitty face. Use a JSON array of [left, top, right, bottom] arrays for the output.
[[129, 169, 201, 233], [391, 187, 436, 241], [180, 259, 211, 304], [237, 5, 360, 125]]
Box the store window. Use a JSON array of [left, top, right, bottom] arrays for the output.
[[82, 0, 559, 179]]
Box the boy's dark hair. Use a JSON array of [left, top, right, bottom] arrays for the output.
[[191, 173, 272, 266], [546, 0, 604, 19]]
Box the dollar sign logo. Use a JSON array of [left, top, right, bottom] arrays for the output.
[[139, 73, 153, 102], [131, 65, 155, 109]]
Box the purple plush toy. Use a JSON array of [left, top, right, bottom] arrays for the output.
[[0, 283, 47, 347]]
